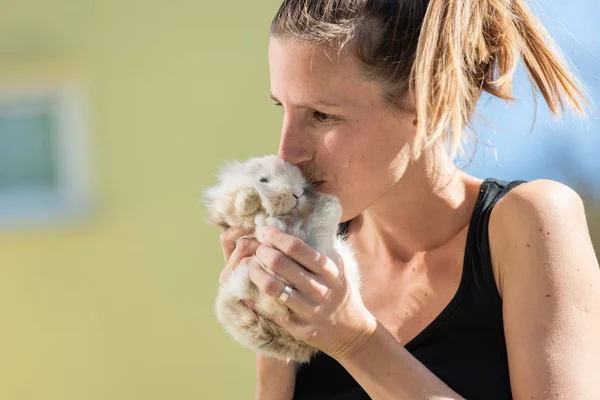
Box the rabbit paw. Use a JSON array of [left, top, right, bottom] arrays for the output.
[[235, 187, 262, 216]]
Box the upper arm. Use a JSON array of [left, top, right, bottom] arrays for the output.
[[489, 179, 600, 399]]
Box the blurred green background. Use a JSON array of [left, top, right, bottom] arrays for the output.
[[0, 1, 598, 400], [0, 1, 283, 399]]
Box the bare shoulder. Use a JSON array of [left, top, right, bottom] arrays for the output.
[[487, 179, 600, 398], [492, 178, 585, 224], [496, 178, 584, 212], [487, 178, 594, 294]]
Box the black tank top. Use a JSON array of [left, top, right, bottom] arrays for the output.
[[293, 178, 527, 400]]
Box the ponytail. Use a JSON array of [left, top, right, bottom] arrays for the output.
[[411, 0, 590, 160]]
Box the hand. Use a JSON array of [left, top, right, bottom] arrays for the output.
[[218, 226, 261, 285], [249, 226, 378, 361]]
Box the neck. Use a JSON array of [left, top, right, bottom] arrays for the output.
[[349, 149, 483, 262]]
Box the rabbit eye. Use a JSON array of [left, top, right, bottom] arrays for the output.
[[259, 177, 269, 183]]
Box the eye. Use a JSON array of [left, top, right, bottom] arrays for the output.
[[259, 177, 269, 183], [313, 110, 334, 122]]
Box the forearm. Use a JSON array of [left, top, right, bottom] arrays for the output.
[[338, 320, 464, 400], [254, 354, 296, 400]]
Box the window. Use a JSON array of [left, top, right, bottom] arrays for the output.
[[0, 84, 93, 230]]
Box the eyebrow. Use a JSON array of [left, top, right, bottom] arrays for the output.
[[269, 93, 342, 109]]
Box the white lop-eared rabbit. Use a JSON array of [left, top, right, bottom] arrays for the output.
[[202, 155, 361, 363]]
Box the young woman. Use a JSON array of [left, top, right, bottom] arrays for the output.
[[218, 1, 600, 398]]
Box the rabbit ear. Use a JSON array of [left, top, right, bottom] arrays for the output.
[[234, 186, 263, 216]]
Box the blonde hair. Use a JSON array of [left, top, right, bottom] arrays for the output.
[[270, 0, 590, 160]]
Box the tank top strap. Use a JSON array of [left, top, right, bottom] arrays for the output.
[[471, 178, 527, 307]]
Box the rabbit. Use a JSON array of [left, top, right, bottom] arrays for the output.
[[202, 155, 361, 363]]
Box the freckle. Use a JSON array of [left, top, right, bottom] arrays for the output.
[[424, 293, 428, 296], [527, 244, 531, 248], [405, 311, 408, 315], [547, 232, 550, 235], [412, 267, 416, 272], [546, 294, 551, 298], [539, 228, 542, 232]]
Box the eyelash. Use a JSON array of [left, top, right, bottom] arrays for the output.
[[313, 110, 334, 123], [273, 102, 335, 123]]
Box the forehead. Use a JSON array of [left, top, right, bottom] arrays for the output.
[[268, 37, 380, 106]]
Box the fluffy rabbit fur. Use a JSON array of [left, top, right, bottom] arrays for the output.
[[202, 155, 361, 363]]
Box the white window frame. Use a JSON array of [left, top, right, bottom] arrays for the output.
[[0, 82, 94, 231]]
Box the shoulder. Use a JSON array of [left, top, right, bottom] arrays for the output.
[[487, 178, 589, 296], [485, 179, 600, 397], [493, 178, 584, 222]]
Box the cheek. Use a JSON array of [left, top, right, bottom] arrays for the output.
[[320, 133, 386, 203], [322, 132, 369, 184], [323, 123, 396, 179], [319, 121, 409, 218]]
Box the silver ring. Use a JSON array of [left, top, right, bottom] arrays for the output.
[[277, 285, 293, 304]]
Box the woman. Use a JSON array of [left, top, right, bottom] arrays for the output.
[[218, 0, 600, 398]]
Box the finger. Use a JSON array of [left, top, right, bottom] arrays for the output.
[[259, 226, 339, 281], [219, 239, 260, 285], [219, 256, 251, 285], [220, 226, 253, 263], [254, 244, 328, 302], [247, 258, 315, 320]]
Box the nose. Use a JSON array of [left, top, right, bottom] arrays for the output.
[[293, 191, 303, 199], [277, 117, 313, 165]]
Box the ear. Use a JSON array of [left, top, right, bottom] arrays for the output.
[[234, 186, 263, 216]]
